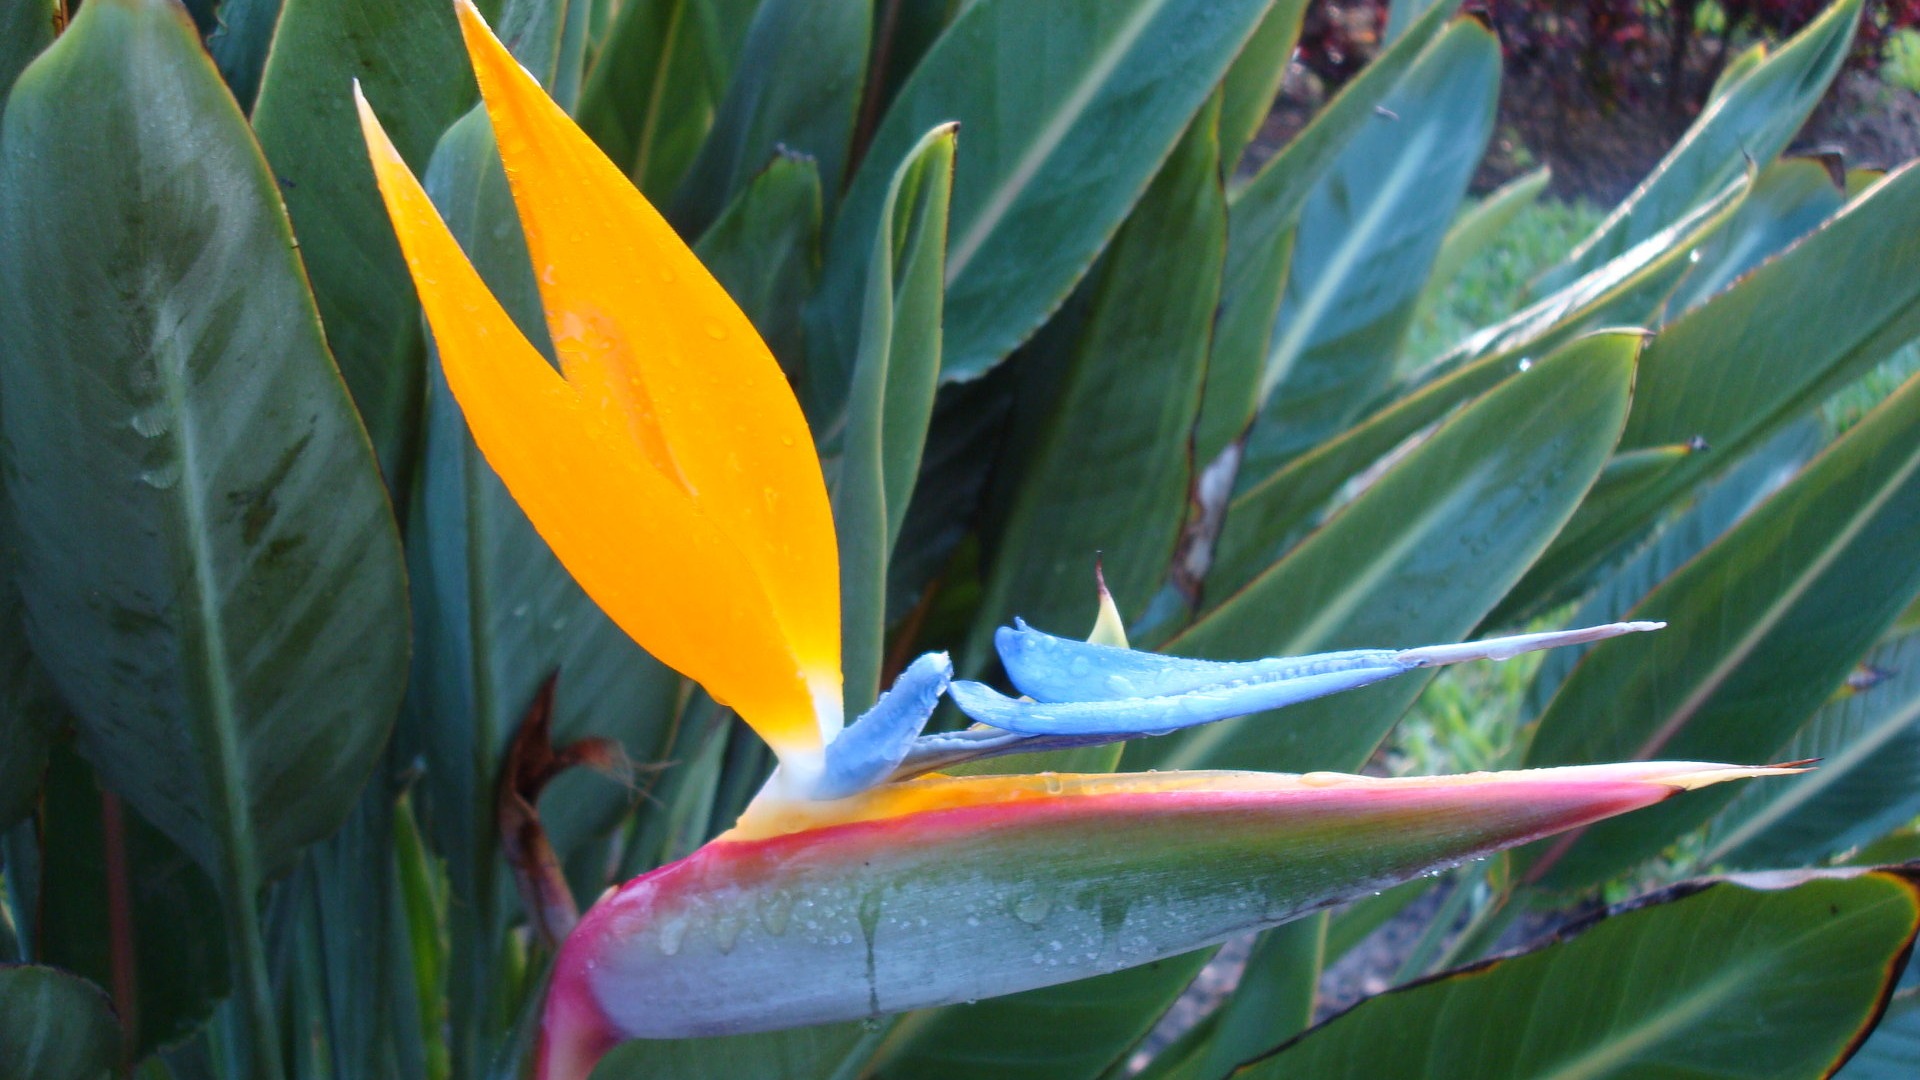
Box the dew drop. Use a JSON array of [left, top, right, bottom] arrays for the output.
[[657, 916, 688, 957], [130, 409, 170, 439], [1012, 892, 1054, 926], [138, 461, 182, 490], [1516, 357, 1534, 372], [1300, 771, 1347, 787], [704, 322, 728, 340]]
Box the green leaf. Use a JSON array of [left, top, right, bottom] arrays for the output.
[[1536, 0, 1860, 292], [1238, 16, 1500, 480], [577, 0, 738, 200], [1137, 331, 1637, 774], [204, 0, 283, 111], [0, 533, 55, 831], [0, 4, 412, 1072], [495, 0, 594, 108], [1840, 985, 1920, 1078], [1523, 370, 1920, 889], [1662, 156, 1849, 317], [252, 0, 475, 484], [834, 123, 955, 711], [0, 964, 121, 1080], [1498, 160, 1920, 624], [1705, 631, 1920, 869], [669, 0, 870, 236], [1217, 0, 1306, 171], [1239, 869, 1920, 1080], [692, 152, 823, 391], [1194, 0, 1463, 464], [1178, 916, 1324, 1077], [865, 954, 1214, 1080], [1412, 166, 1551, 333], [1522, 420, 1822, 723], [965, 93, 1225, 671], [34, 745, 229, 1060], [809, 0, 1280, 406], [592, 1021, 874, 1080], [0, 0, 57, 112]]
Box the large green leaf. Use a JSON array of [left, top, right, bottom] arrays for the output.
[[0, 0, 57, 111], [1841, 981, 1920, 1078], [1661, 156, 1848, 317], [965, 94, 1225, 671], [0, 964, 121, 1080], [1524, 369, 1920, 889], [866, 954, 1214, 1080], [1536, 0, 1860, 291], [1239, 869, 1920, 1079], [834, 123, 954, 711], [204, 0, 283, 111], [809, 0, 1278, 407], [1193, 0, 1463, 465], [669, 0, 870, 236], [1498, 160, 1920, 624], [1705, 632, 1920, 870], [593, 1021, 873, 1079], [0, 528, 54, 831], [34, 745, 229, 1060], [251, 0, 475, 484], [1238, 17, 1500, 480], [1522, 420, 1823, 723], [1203, 179, 1737, 615], [692, 151, 824, 381], [0, 4, 411, 1072], [1216, 0, 1306, 172], [1135, 331, 1637, 774], [577, 0, 741, 200]]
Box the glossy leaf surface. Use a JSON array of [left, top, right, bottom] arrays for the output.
[[252, 0, 476, 480], [0, 965, 120, 1080], [1240, 17, 1499, 478], [1705, 631, 1920, 869], [966, 95, 1224, 671], [0, 0, 409, 887], [810, 0, 1277, 401], [1139, 332, 1636, 774], [1242, 868, 1920, 1079], [669, 0, 869, 235], [1525, 370, 1920, 889]]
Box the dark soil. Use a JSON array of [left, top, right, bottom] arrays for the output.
[[1244, 58, 1920, 206]]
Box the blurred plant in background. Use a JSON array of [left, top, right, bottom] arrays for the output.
[[6, 0, 1920, 1078]]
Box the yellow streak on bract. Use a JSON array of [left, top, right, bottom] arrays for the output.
[[354, 88, 824, 760], [720, 762, 1807, 842], [453, 0, 843, 745]]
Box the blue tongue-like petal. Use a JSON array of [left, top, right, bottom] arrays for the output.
[[813, 652, 951, 800], [950, 658, 1410, 735], [965, 620, 1668, 737], [996, 618, 1397, 703]]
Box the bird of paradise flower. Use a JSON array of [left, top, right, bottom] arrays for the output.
[[354, 6, 1795, 1076]]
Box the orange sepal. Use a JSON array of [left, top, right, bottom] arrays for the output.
[[354, 87, 827, 761], [451, 0, 842, 722]]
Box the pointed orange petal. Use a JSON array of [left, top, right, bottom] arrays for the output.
[[452, 1, 842, 734], [355, 89, 826, 762]]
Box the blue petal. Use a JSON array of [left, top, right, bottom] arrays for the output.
[[949, 656, 1410, 736], [814, 652, 952, 800], [995, 619, 1398, 703]]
